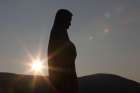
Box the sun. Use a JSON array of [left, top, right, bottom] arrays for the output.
[[30, 58, 45, 75], [31, 59, 44, 72]]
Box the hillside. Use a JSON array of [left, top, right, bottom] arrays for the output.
[[0, 72, 140, 93], [79, 73, 140, 93]]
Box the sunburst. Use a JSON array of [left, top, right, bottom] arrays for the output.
[[30, 58, 45, 75]]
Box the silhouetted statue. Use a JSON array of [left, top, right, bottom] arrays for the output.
[[48, 9, 79, 93]]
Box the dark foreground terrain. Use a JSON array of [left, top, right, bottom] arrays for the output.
[[0, 72, 140, 93]]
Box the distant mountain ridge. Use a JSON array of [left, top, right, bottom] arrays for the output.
[[0, 72, 139, 93], [79, 73, 140, 93]]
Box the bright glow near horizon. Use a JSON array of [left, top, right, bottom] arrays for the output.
[[31, 58, 44, 72], [29, 57, 47, 75]]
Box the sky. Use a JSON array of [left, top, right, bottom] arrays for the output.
[[0, 0, 140, 82]]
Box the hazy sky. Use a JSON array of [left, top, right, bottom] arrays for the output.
[[0, 0, 140, 82]]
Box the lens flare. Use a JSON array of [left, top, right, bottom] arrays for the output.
[[29, 57, 46, 75], [31, 58, 44, 72]]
